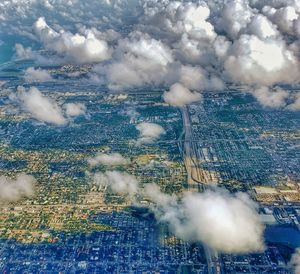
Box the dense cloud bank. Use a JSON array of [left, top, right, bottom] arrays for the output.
[[2, 0, 300, 108]]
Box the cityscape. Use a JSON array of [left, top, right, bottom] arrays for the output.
[[0, 0, 300, 273]]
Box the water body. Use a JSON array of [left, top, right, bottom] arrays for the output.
[[0, 34, 36, 64], [265, 225, 300, 249]]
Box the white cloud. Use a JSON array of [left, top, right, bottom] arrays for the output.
[[217, 0, 253, 39], [64, 103, 86, 117], [263, 5, 299, 35], [15, 44, 34, 59], [253, 86, 290, 108], [287, 92, 300, 111], [136, 122, 166, 144], [251, 87, 300, 110], [163, 83, 202, 107], [0, 173, 36, 203], [179, 66, 224, 91], [179, 66, 206, 91], [14, 87, 87, 124], [24, 67, 53, 82], [33, 17, 112, 64], [93, 171, 138, 196], [247, 14, 278, 39], [224, 35, 300, 86], [99, 32, 173, 90], [290, 248, 300, 274], [141, 2, 216, 42], [181, 4, 216, 40], [16, 86, 66, 125], [88, 152, 130, 167], [145, 184, 265, 253]]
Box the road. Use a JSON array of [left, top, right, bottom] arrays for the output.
[[180, 106, 222, 274], [180, 106, 203, 191]]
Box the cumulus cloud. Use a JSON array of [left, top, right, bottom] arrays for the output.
[[224, 35, 299, 86], [64, 103, 86, 117], [14, 87, 87, 124], [247, 14, 279, 39], [290, 248, 300, 274], [88, 152, 130, 167], [15, 44, 34, 59], [33, 17, 111, 64], [179, 66, 224, 91], [92, 0, 300, 101], [93, 171, 138, 196], [263, 5, 299, 35], [16, 86, 66, 125], [136, 122, 166, 144], [97, 32, 173, 90], [163, 83, 202, 106], [253, 86, 290, 108], [287, 92, 300, 111], [142, 2, 216, 41], [141, 2, 219, 68], [87, 166, 265, 253], [0, 173, 36, 203], [217, 0, 253, 39], [145, 184, 265, 253], [251, 87, 300, 110], [24, 67, 53, 82]]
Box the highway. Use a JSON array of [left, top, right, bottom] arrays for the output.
[[180, 106, 203, 191], [180, 106, 222, 274]]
